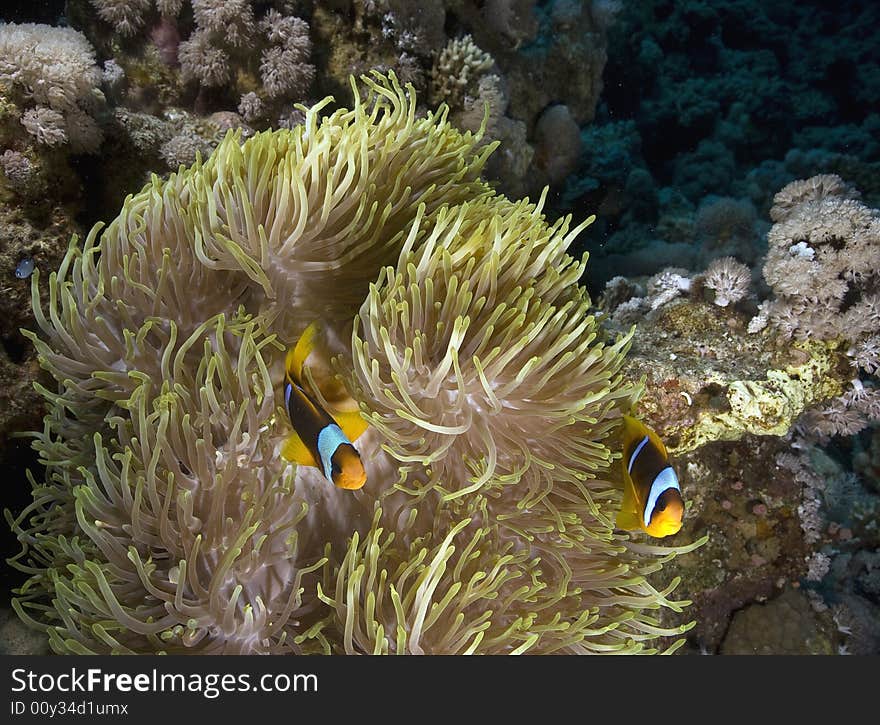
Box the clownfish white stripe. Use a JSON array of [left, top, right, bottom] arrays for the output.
[[642, 466, 681, 528], [317, 423, 348, 481], [628, 435, 650, 474]]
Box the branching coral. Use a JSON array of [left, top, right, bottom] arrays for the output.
[[177, 1, 315, 119], [89, 0, 153, 36], [760, 174, 879, 344], [702, 256, 751, 308], [9, 73, 698, 655], [429, 34, 494, 108], [0, 22, 104, 153]]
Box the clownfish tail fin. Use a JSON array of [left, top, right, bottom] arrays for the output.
[[287, 322, 320, 382]]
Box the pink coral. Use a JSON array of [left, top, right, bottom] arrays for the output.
[[20, 107, 67, 146], [702, 256, 751, 307], [90, 0, 152, 36], [191, 0, 253, 46], [849, 336, 880, 375], [178, 29, 230, 86], [761, 175, 880, 343]]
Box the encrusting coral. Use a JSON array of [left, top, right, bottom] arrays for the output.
[[8, 73, 700, 655]]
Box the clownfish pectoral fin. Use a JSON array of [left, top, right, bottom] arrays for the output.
[[615, 471, 643, 532], [286, 321, 320, 382], [332, 409, 369, 442], [615, 507, 643, 532], [281, 429, 319, 468]]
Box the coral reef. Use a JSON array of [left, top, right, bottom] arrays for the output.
[[594, 172, 880, 654], [599, 174, 878, 457], [429, 34, 494, 109], [8, 74, 699, 655], [69, 0, 315, 129], [720, 587, 837, 654], [29, 1, 623, 205], [750, 175, 880, 441], [608, 296, 847, 455], [0, 199, 80, 452]]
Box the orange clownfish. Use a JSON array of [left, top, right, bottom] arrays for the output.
[[281, 322, 368, 490], [616, 415, 684, 538]]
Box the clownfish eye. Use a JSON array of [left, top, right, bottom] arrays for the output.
[[657, 502, 666, 512], [332, 462, 341, 475]]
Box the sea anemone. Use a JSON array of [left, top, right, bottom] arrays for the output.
[[8, 73, 698, 654]]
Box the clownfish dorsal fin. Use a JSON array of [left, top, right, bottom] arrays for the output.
[[645, 422, 668, 459], [286, 321, 320, 383], [331, 408, 369, 442], [621, 414, 645, 450], [622, 414, 669, 460]]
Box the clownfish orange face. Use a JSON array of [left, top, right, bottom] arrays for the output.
[[645, 487, 684, 538], [616, 415, 685, 539], [329, 443, 367, 490]]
